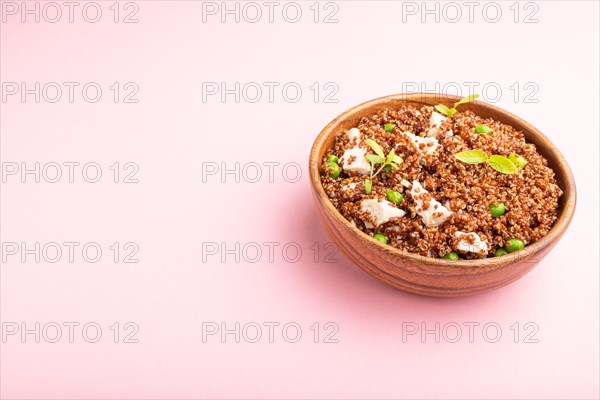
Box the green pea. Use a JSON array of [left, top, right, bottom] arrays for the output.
[[508, 153, 527, 168], [386, 189, 403, 205], [384, 123, 395, 132], [489, 202, 506, 218], [494, 248, 508, 257], [505, 238, 524, 253], [384, 165, 392, 174], [326, 161, 340, 179], [442, 251, 459, 260], [327, 154, 339, 163], [374, 234, 388, 244]]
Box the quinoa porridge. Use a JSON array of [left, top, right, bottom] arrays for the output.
[[320, 96, 562, 260]]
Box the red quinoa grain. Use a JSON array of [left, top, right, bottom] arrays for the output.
[[320, 105, 562, 259]]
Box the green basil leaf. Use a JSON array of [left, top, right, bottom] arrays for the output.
[[454, 149, 488, 164], [392, 155, 403, 165], [434, 105, 451, 117], [508, 153, 527, 168], [488, 155, 518, 174], [475, 125, 492, 134], [454, 94, 479, 108], [364, 179, 372, 194], [385, 148, 396, 164], [366, 154, 385, 164], [365, 138, 385, 158]]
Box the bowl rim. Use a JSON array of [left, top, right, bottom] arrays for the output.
[[309, 93, 577, 270]]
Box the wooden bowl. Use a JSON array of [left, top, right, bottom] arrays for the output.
[[309, 93, 576, 297]]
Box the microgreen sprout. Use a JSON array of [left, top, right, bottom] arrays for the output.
[[435, 94, 479, 117], [363, 138, 403, 194], [475, 125, 492, 134], [508, 153, 527, 169], [454, 149, 518, 174]]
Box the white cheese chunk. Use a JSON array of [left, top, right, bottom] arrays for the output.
[[403, 132, 439, 154], [360, 198, 405, 227], [427, 112, 447, 137], [341, 147, 371, 175], [340, 128, 371, 175], [410, 180, 453, 227], [346, 127, 361, 141], [340, 182, 359, 198], [455, 231, 489, 255]]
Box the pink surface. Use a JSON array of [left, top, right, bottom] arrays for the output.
[[1, 1, 598, 399]]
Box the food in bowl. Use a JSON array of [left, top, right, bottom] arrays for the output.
[[320, 95, 563, 260]]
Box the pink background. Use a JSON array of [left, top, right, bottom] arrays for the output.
[[1, 1, 598, 399]]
